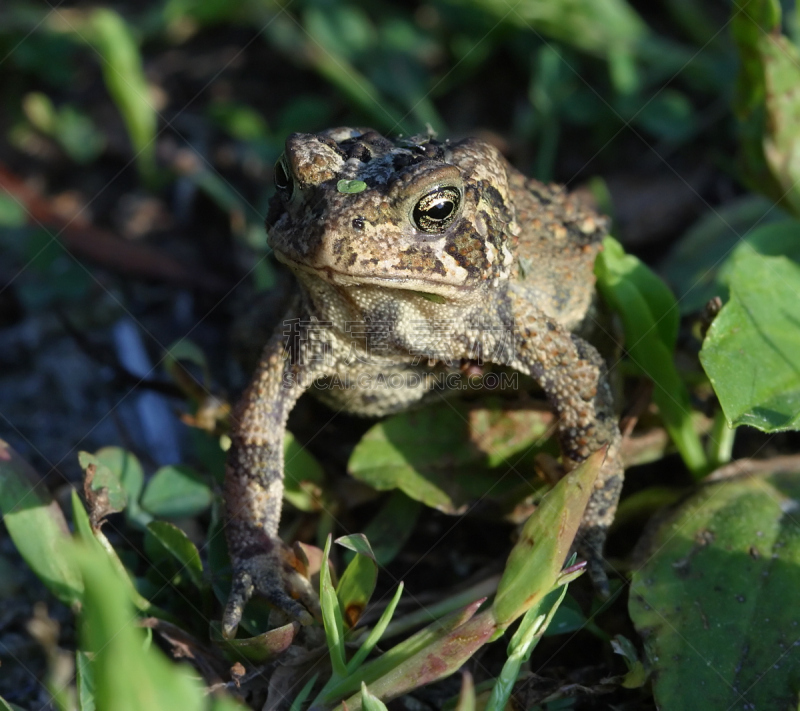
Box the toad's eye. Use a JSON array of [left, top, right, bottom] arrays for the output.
[[412, 186, 461, 233], [274, 156, 293, 195]]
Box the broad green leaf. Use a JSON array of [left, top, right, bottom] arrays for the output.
[[335, 535, 378, 628], [348, 402, 549, 513], [210, 621, 298, 663], [700, 253, 800, 431], [86, 9, 158, 183], [0, 440, 82, 605], [146, 521, 205, 590], [732, 0, 800, 216], [284, 432, 325, 512], [596, 237, 707, 475], [629, 468, 800, 709], [336, 533, 376, 560], [493, 450, 601, 626], [140, 465, 212, 518], [74, 542, 206, 711], [659, 196, 783, 315], [720, 220, 800, 282]]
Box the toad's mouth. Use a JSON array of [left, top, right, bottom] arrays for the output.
[[272, 248, 471, 298]]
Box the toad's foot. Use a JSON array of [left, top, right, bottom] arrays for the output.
[[221, 537, 321, 639]]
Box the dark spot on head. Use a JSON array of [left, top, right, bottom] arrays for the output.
[[547, 322, 556, 331], [332, 238, 346, 254], [347, 252, 358, 267], [359, 130, 393, 149], [392, 153, 416, 171], [352, 217, 365, 230], [346, 142, 371, 162]]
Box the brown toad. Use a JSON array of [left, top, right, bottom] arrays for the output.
[[221, 127, 622, 638]]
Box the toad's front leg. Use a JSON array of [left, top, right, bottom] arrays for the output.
[[496, 293, 623, 594], [222, 306, 334, 638]]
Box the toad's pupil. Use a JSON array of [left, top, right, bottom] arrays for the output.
[[426, 200, 453, 219]]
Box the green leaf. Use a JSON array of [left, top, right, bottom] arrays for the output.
[[76, 650, 96, 711], [78, 450, 128, 514], [732, 0, 800, 216], [86, 9, 158, 183], [163, 339, 210, 390], [486, 584, 570, 711], [337, 179, 368, 194], [700, 253, 800, 431], [493, 450, 601, 626], [284, 432, 325, 512], [629, 467, 800, 709], [454, 672, 476, 711], [348, 402, 549, 513], [596, 236, 707, 475], [610, 635, 648, 689], [346, 583, 403, 673], [339, 609, 498, 709], [71, 491, 155, 615], [316, 598, 484, 705], [0, 440, 82, 606], [146, 521, 205, 590], [140, 465, 212, 518], [465, 0, 648, 57], [90, 447, 148, 526], [660, 195, 782, 314], [289, 673, 319, 711], [335, 535, 378, 628], [413, 291, 446, 304], [320, 535, 347, 678], [73, 542, 207, 711], [360, 682, 390, 711], [210, 621, 298, 663]]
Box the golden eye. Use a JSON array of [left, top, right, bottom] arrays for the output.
[[412, 186, 461, 233], [274, 156, 293, 194]]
